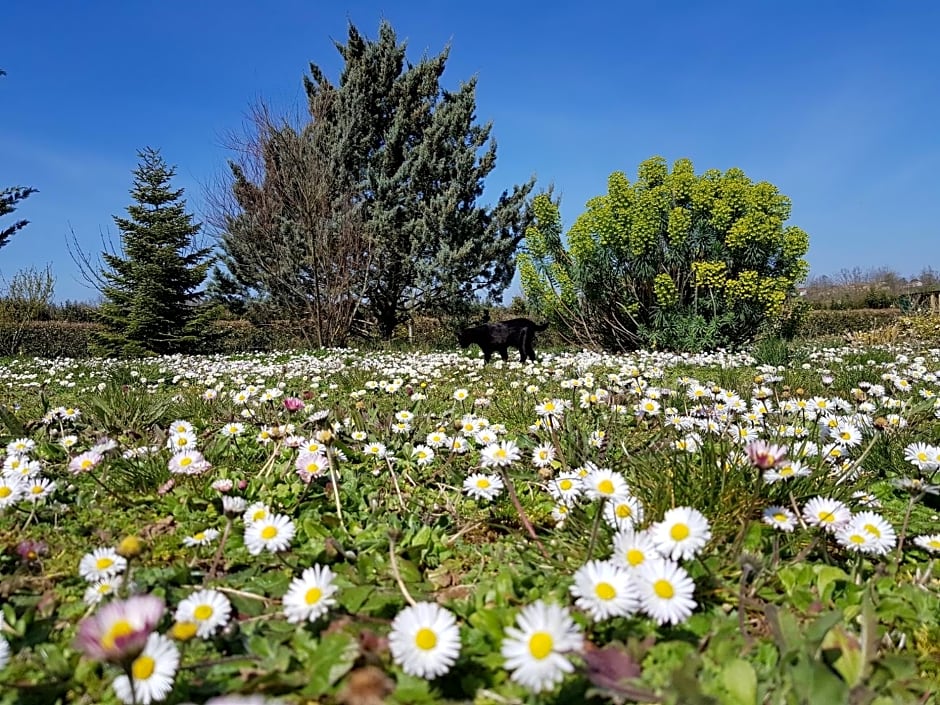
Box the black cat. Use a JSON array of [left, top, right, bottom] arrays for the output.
[[457, 318, 549, 364]]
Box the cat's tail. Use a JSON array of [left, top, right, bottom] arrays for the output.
[[535, 321, 549, 332]]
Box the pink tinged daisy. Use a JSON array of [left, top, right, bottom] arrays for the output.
[[500, 600, 583, 694], [295, 451, 329, 483], [802, 497, 851, 533], [183, 528, 220, 547], [282, 565, 338, 624], [583, 467, 630, 502], [609, 527, 658, 571], [244, 513, 296, 555], [112, 632, 180, 705], [463, 473, 504, 502], [74, 594, 164, 663], [636, 558, 697, 626], [650, 506, 712, 561], [79, 547, 128, 583], [762, 506, 797, 532], [745, 439, 787, 470], [602, 494, 644, 530], [388, 602, 461, 679], [569, 560, 639, 621], [167, 449, 211, 476], [175, 589, 232, 639], [69, 450, 103, 474], [913, 534, 940, 554]]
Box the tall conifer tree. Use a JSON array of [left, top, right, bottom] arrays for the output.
[[216, 21, 535, 339], [98, 148, 214, 356]]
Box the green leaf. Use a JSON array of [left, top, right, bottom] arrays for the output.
[[295, 631, 359, 696], [720, 659, 757, 705]]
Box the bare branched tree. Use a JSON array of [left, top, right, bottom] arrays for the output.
[[207, 97, 372, 348]]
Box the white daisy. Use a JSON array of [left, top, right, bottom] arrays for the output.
[[183, 529, 220, 547], [463, 473, 504, 502], [569, 560, 639, 621], [609, 527, 658, 571], [0, 476, 24, 508], [802, 497, 851, 533], [844, 512, 896, 555], [500, 600, 583, 693], [175, 588, 232, 639], [547, 473, 583, 507], [602, 494, 644, 530], [22, 477, 55, 502], [410, 445, 435, 466], [0, 635, 8, 670], [480, 440, 522, 468], [913, 534, 940, 554], [650, 506, 712, 561], [583, 467, 630, 502], [112, 632, 180, 705], [388, 602, 461, 679], [79, 547, 127, 583], [531, 443, 556, 468], [243, 502, 271, 525], [636, 557, 697, 625], [244, 513, 296, 555], [83, 577, 120, 606], [282, 565, 338, 624], [761, 506, 797, 532]]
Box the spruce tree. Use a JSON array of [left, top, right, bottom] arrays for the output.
[[216, 21, 535, 339], [98, 148, 214, 356], [0, 70, 37, 250]]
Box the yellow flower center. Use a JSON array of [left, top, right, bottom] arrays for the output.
[[171, 621, 198, 641], [594, 582, 616, 600], [653, 579, 675, 599], [780, 467, 794, 476], [528, 632, 554, 660], [96, 557, 114, 571], [132, 655, 156, 680], [850, 534, 866, 544], [81, 459, 93, 469], [863, 523, 881, 538], [193, 532, 205, 541], [615, 505, 632, 518], [477, 479, 491, 489], [101, 619, 134, 650], [261, 526, 278, 540], [559, 479, 572, 491], [194, 605, 214, 621], [252, 510, 266, 521], [0, 487, 11, 498], [179, 457, 192, 467], [31, 485, 43, 494], [98, 583, 113, 594], [773, 513, 787, 523], [597, 479, 615, 495], [305, 587, 322, 605], [626, 549, 645, 566], [415, 627, 437, 651], [929, 540, 940, 549], [817, 511, 835, 524], [670, 523, 690, 541]]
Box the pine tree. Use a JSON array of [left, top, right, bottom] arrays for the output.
[[97, 148, 215, 356], [1, 70, 37, 250], [215, 21, 535, 339]]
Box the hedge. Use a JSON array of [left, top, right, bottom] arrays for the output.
[[797, 308, 902, 339]]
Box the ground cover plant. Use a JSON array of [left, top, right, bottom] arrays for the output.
[[1, 343, 940, 704]]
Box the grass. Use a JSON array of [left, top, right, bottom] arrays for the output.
[[1, 343, 939, 704]]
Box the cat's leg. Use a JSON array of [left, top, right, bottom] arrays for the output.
[[481, 345, 492, 364], [499, 346, 509, 362]]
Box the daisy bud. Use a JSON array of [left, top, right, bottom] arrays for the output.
[[117, 536, 143, 559]]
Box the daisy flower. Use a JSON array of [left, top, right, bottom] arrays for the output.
[[388, 602, 461, 679], [463, 473, 504, 502], [583, 467, 630, 502], [282, 565, 338, 623], [547, 473, 583, 507], [762, 506, 797, 532], [79, 547, 128, 583], [183, 529, 220, 547], [531, 443, 556, 468], [22, 477, 55, 502], [244, 513, 296, 555], [411, 445, 435, 466], [83, 578, 120, 606], [112, 632, 180, 705], [362, 442, 388, 459], [222, 495, 248, 517], [168, 450, 210, 476], [243, 502, 271, 524], [221, 422, 245, 437], [7, 438, 34, 455], [802, 497, 851, 533], [913, 534, 940, 553], [610, 527, 659, 571], [68, 450, 103, 474], [847, 511, 896, 554], [650, 506, 712, 561], [0, 635, 8, 670], [636, 558, 697, 625], [569, 560, 639, 621], [763, 458, 811, 483], [0, 476, 23, 508], [745, 439, 787, 470], [480, 440, 522, 468], [603, 494, 644, 530], [295, 451, 329, 483], [175, 589, 232, 639], [74, 594, 164, 663], [500, 600, 583, 693]]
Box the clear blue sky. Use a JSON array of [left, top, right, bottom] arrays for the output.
[[2, 1, 939, 303]]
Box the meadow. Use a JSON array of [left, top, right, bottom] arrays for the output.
[[1, 343, 939, 704]]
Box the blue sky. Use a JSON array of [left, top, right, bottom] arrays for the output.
[[2, 1, 939, 303]]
